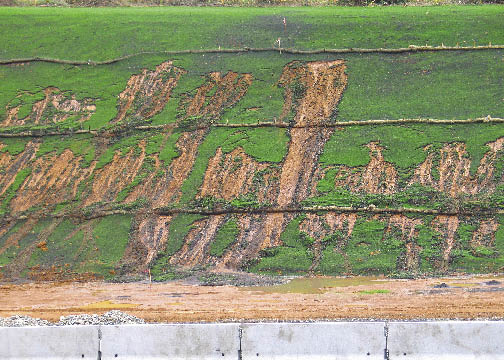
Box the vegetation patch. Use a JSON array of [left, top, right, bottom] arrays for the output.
[[210, 217, 240, 257]]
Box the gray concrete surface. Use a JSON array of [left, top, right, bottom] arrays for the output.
[[100, 323, 240, 360], [1, 321, 504, 359], [0, 325, 99, 359], [387, 321, 504, 359], [240, 322, 385, 359]]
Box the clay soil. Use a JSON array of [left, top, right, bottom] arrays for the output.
[[2, 274, 504, 323]]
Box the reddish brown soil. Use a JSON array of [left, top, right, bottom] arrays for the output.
[[1, 275, 504, 323], [3, 87, 95, 127]]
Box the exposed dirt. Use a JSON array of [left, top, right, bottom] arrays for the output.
[[410, 139, 504, 197], [330, 138, 504, 198], [472, 219, 499, 249], [334, 142, 398, 194], [113, 61, 186, 124], [432, 215, 460, 271], [11, 149, 96, 213], [2, 275, 504, 322], [127, 215, 173, 268], [171, 214, 227, 267], [180, 71, 253, 122], [278, 60, 347, 126], [83, 143, 145, 206], [150, 129, 207, 207], [199, 147, 274, 202], [387, 215, 423, 271], [243, 60, 348, 252], [3, 88, 96, 127], [0, 141, 39, 199]]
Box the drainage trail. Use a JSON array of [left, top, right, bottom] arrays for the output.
[[97, 327, 102, 360], [238, 326, 243, 360], [384, 322, 390, 360]]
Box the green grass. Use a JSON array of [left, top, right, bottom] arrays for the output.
[[91, 214, 132, 276], [209, 217, 240, 257], [27, 219, 80, 268], [358, 289, 390, 294], [36, 134, 95, 167], [1, 7, 503, 61], [0, 220, 27, 266], [344, 218, 403, 274], [0, 8, 503, 132], [0, 138, 28, 155], [248, 215, 315, 274], [0, 167, 31, 215], [178, 127, 288, 204]]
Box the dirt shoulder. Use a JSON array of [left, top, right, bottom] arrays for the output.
[[1, 274, 504, 323]]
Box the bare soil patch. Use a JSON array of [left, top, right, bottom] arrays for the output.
[[1, 274, 504, 323]]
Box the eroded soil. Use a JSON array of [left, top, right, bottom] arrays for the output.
[[1, 275, 504, 322], [3, 88, 96, 127]]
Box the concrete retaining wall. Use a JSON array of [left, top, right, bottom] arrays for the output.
[[388, 321, 504, 359], [101, 323, 240, 360], [1, 321, 504, 359], [240, 322, 384, 359], [0, 325, 99, 359]]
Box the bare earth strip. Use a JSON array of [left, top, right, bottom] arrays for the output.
[[1, 275, 504, 323]]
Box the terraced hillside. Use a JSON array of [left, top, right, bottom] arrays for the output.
[[1, 6, 504, 281]]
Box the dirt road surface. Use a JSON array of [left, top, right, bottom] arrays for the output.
[[1, 275, 504, 323]]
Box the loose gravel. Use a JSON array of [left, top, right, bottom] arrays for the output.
[[0, 310, 145, 327], [0, 315, 51, 327]]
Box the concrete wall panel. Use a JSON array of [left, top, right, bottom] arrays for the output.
[[388, 321, 504, 360], [240, 322, 386, 360], [100, 323, 240, 360], [0, 325, 99, 359]]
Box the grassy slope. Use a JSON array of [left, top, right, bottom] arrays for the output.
[[1, 6, 504, 279], [1, 6, 504, 60]]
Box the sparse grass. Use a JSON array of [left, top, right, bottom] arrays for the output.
[[164, 214, 204, 256], [0, 167, 31, 215], [358, 289, 390, 294]]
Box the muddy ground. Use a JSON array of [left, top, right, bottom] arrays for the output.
[[1, 274, 504, 323]]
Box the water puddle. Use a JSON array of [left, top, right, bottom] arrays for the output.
[[241, 276, 381, 294]]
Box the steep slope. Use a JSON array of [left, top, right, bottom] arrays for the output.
[[1, 8, 504, 281]]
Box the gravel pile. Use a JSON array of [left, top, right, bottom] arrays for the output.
[[0, 315, 51, 327], [0, 311, 145, 327], [57, 310, 145, 326]]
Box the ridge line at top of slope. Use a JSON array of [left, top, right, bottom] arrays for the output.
[[1, 44, 504, 66]]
